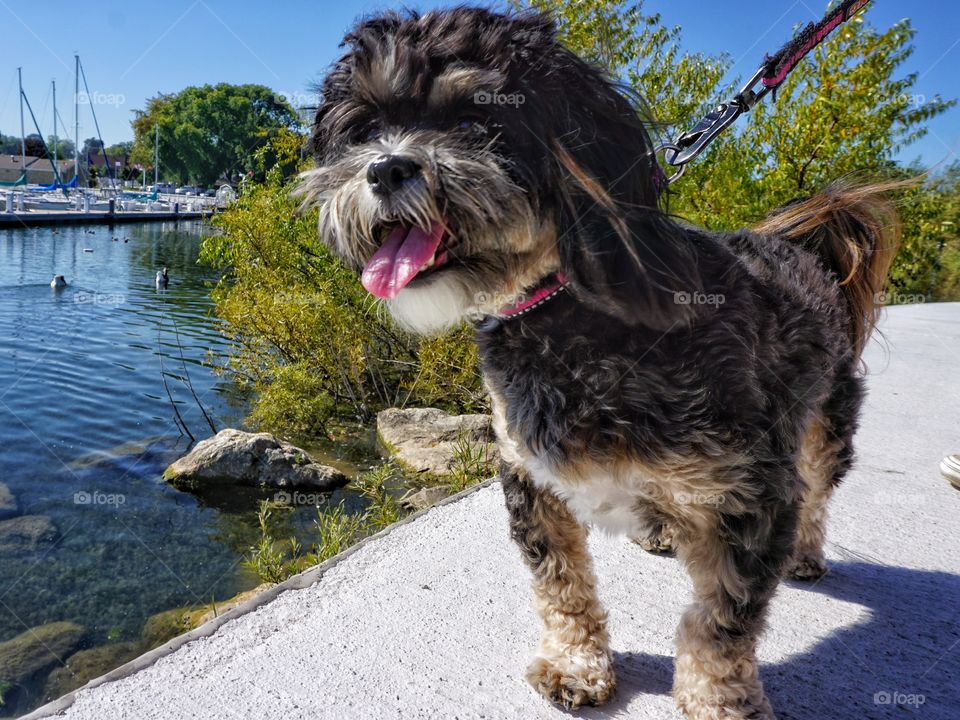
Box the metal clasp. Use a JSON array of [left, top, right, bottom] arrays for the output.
[[657, 66, 772, 184]]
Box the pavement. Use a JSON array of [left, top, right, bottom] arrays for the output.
[[24, 303, 960, 720]]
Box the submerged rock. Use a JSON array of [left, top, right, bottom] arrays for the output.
[[399, 486, 451, 511], [0, 621, 86, 693], [42, 642, 141, 699], [0, 482, 18, 520], [0, 515, 57, 552], [141, 583, 274, 649], [162, 429, 348, 492], [376, 407, 499, 477]]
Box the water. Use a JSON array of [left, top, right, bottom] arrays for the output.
[[0, 222, 377, 714]]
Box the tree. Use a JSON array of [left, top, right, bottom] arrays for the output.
[[130, 84, 302, 186], [24, 134, 46, 158], [47, 136, 75, 159], [104, 141, 134, 157], [81, 137, 104, 160], [519, 0, 958, 298]]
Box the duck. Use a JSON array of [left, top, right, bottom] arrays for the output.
[[155, 268, 169, 288], [51, 275, 67, 289]]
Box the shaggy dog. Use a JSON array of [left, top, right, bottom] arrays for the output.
[[299, 8, 900, 718]]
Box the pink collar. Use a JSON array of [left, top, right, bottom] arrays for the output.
[[500, 272, 568, 318]]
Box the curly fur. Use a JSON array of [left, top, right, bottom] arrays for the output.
[[300, 7, 902, 719]]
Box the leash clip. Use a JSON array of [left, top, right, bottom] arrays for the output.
[[657, 67, 771, 184]]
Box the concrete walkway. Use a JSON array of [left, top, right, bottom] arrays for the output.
[[25, 304, 960, 720]]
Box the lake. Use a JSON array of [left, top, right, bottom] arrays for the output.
[[0, 222, 375, 715]]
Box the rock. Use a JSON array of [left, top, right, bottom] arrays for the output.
[[0, 621, 86, 691], [141, 584, 274, 650], [162, 429, 347, 492], [0, 482, 18, 520], [42, 642, 140, 699], [376, 408, 499, 477], [399, 486, 451, 511], [0, 515, 57, 553]]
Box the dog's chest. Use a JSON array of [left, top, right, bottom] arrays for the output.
[[526, 458, 646, 535], [488, 384, 651, 535]]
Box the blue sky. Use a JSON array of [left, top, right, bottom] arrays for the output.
[[0, 0, 957, 166]]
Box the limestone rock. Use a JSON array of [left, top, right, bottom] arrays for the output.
[[162, 429, 347, 492], [376, 408, 499, 477]]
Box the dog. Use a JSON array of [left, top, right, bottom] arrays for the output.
[[298, 8, 900, 719]]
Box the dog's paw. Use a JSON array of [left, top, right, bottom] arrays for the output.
[[631, 524, 677, 556], [526, 648, 615, 709], [787, 552, 827, 581]]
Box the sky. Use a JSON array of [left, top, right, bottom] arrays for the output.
[[0, 0, 957, 166]]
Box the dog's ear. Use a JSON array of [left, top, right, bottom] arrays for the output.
[[527, 44, 702, 330]]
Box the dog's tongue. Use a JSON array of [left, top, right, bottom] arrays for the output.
[[361, 222, 445, 299]]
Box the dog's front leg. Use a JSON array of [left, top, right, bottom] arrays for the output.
[[501, 463, 615, 709]]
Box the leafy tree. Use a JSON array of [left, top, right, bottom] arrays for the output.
[[24, 134, 46, 158], [131, 84, 301, 186], [104, 141, 134, 157], [519, 0, 958, 298], [81, 137, 104, 160], [47, 136, 75, 159]]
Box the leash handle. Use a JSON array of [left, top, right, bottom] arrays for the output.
[[657, 0, 872, 184]]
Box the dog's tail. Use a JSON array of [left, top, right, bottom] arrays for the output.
[[754, 180, 910, 359]]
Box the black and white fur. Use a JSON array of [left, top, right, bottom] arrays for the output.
[[299, 8, 900, 719]]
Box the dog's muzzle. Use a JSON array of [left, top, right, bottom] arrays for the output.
[[366, 154, 422, 195]]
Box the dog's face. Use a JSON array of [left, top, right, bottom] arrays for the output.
[[299, 8, 699, 334]]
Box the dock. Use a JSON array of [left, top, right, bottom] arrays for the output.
[[0, 208, 213, 227]]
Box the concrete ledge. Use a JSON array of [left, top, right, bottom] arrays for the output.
[[22, 304, 960, 719]]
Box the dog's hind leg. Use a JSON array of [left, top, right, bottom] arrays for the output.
[[788, 372, 864, 580], [672, 466, 799, 720], [501, 464, 615, 709]]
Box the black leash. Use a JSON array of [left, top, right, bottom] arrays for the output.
[[657, 0, 872, 184]]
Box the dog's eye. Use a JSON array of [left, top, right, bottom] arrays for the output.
[[351, 123, 382, 144], [456, 116, 486, 133]]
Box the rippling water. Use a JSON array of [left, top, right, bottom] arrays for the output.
[[0, 222, 375, 714]]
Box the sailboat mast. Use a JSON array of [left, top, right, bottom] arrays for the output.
[[18, 67, 25, 182], [53, 79, 58, 170], [74, 55, 79, 184], [154, 123, 159, 187]]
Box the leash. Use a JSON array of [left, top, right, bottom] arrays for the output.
[[657, 0, 872, 184]]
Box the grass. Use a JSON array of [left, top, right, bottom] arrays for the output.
[[243, 463, 410, 584], [446, 432, 497, 494], [244, 436, 496, 586]]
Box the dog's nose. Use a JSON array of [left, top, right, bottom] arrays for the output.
[[366, 155, 421, 195]]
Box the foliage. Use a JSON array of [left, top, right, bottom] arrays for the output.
[[447, 432, 498, 494], [200, 136, 484, 435], [211, 2, 959, 444], [243, 464, 410, 584], [130, 84, 301, 185], [520, 0, 959, 299]]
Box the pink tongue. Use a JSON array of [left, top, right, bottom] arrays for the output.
[[361, 222, 446, 299]]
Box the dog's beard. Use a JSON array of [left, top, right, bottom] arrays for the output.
[[298, 130, 548, 334]]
